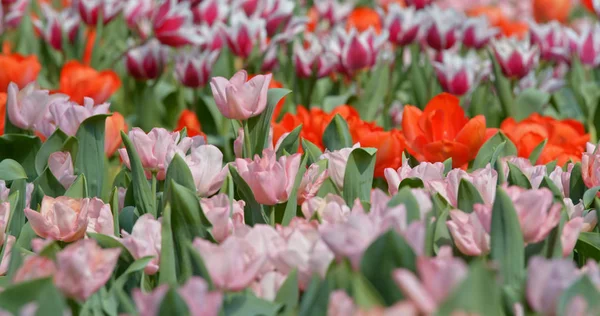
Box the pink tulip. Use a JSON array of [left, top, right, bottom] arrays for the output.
[[200, 194, 245, 243], [49, 97, 110, 137], [174, 144, 227, 197], [191, 0, 228, 26], [327, 290, 418, 316], [0, 202, 10, 247], [125, 39, 168, 80], [293, 37, 338, 79], [384, 162, 445, 196], [234, 149, 301, 205], [582, 143, 600, 189], [301, 194, 351, 224], [48, 152, 76, 189], [423, 6, 462, 51], [24, 196, 88, 242], [405, 0, 433, 9], [3, 0, 28, 29], [235, 224, 284, 274], [54, 239, 121, 300], [314, 0, 354, 25], [434, 51, 486, 96], [561, 217, 583, 257], [461, 16, 498, 50], [564, 199, 597, 232], [548, 164, 573, 197], [193, 236, 266, 291], [174, 49, 220, 88], [13, 255, 57, 283], [152, 0, 202, 47], [7, 83, 60, 131], [32, 4, 80, 51], [0, 236, 15, 275], [118, 128, 197, 180], [393, 246, 467, 314], [297, 164, 328, 204], [327, 290, 358, 316], [210, 70, 272, 120], [0, 181, 8, 201], [78, 0, 123, 25], [384, 4, 424, 46], [85, 197, 115, 236], [251, 271, 286, 301], [121, 214, 161, 275], [133, 285, 169, 316], [567, 23, 600, 68], [505, 186, 562, 244], [234, 0, 260, 16], [259, 0, 295, 36], [123, 0, 154, 30], [526, 257, 578, 315], [529, 21, 570, 63], [492, 37, 539, 79], [197, 23, 225, 51], [223, 12, 267, 59], [501, 157, 546, 189], [331, 28, 388, 75], [430, 165, 497, 207], [320, 144, 360, 190], [446, 206, 491, 256]]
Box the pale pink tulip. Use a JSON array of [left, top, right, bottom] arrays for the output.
[[85, 197, 114, 236], [178, 277, 223, 316], [0, 236, 15, 275], [502, 157, 546, 189], [54, 239, 121, 300], [430, 165, 497, 207], [210, 70, 272, 120], [6, 83, 60, 131], [327, 290, 418, 316], [0, 181, 8, 201], [301, 194, 351, 224], [526, 257, 578, 315], [561, 217, 583, 257], [174, 144, 227, 197], [193, 236, 266, 291], [564, 199, 597, 232], [505, 186, 562, 244], [49, 97, 110, 137], [48, 152, 77, 189], [327, 290, 357, 316], [384, 161, 445, 195], [24, 196, 88, 242], [446, 206, 491, 256], [582, 143, 600, 189], [0, 202, 9, 247], [297, 164, 328, 204], [549, 164, 573, 197], [235, 224, 284, 274], [121, 214, 161, 275], [251, 271, 286, 301], [393, 246, 467, 314], [200, 194, 245, 243], [234, 149, 301, 205], [320, 144, 360, 190], [133, 285, 169, 316], [13, 255, 57, 283]]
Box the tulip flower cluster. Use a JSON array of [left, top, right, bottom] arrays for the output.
[[1, 0, 600, 315]]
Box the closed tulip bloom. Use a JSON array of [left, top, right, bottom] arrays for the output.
[[200, 194, 245, 243], [564, 199, 597, 232], [0, 53, 41, 93], [85, 197, 115, 236], [192, 0, 228, 25], [193, 236, 266, 291], [123, 0, 154, 30], [446, 206, 491, 256], [224, 12, 267, 59], [402, 93, 487, 168], [297, 163, 328, 204], [210, 70, 272, 120], [48, 152, 77, 189], [54, 239, 121, 301], [2, 0, 28, 29], [568, 23, 600, 68], [125, 39, 168, 80], [259, 0, 295, 36], [384, 162, 445, 196], [314, 0, 354, 25], [293, 37, 338, 79], [526, 257, 578, 315], [58, 61, 121, 104], [384, 4, 424, 46], [78, 0, 123, 25], [234, 149, 301, 205], [33, 4, 80, 51], [6, 83, 59, 131], [251, 271, 286, 301], [301, 194, 351, 225], [153, 0, 202, 47], [320, 144, 360, 190], [24, 196, 89, 242], [330, 27, 388, 75], [492, 37, 539, 80], [104, 111, 128, 157], [0, 202, 9, 247], [173, 144, 227, 197], [461, 16, 498, 50], [529, 21, 570, 63], [49, 97, 110, 137], [174, 50, 219, 88], [13, 255, 57, 283], [121, 214, 161, 275], [423, 6, 462, 51]]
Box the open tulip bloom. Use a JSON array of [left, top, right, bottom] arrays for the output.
[[2, 0, 600, 315]]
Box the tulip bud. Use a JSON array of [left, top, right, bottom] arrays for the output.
[[293, 38, 338, 79], [384, 4, 423, 47], [85, 197, 115, 236], [492, 37, 539, 79], [297, 164, 328, 204], [461, 16, 498, 50], [33, 4, 80, 51], [121, 214, 161, 275], [433, 51, 486, 96], [78, 0, 123, 25], [314, 0, 354, 25], [259, 0, 295, 36], [192, 0, 228, 26], [123, 0, 153, 28], [423, 6, 462, 51], [0, 236, 15, 275], [125, 39, 168, 80], [153, 0, 202, 47], [567, 23, 600, 68], [24, 196, 89, 242], [224, 12, 267, 59], [200, 194, 245, 242], [526, 257, 578, 315], [198, 23, 225, 51], [3, 0, 28, 29], [170, 144, 227, 197], [529, 21, 570, 63], [48, 152, 77, 189], [330, 27, 388, 75], [174, 49, 219, 88], [234, 0, 260, 16], [210, 70, 272, 120], [405, 0, 433, 10], [6, 83, 60, 131], [320, 144, 360, 189], [13, 255, 57, 283]]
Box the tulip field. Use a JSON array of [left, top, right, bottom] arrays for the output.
[[3, 0, 600, 314]]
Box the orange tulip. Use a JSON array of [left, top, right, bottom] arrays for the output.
[[105, 112, 128, 157], [353, 124, 407, 177], [498, 20, 529, 39], [533, 0, 571, 23], [346, 7, 382, 33], [467, 6, 507, 26], [58, 61, 121, 104], [0, 53, 41, 93], [582, 0, 595, 12], [83, 29, 96, 65], [402, 93, 487, 168], [175, 109, 207, 140], [500, 114, 589, 166], [307, 6, 319, 33], [0, 92, 6, 135]]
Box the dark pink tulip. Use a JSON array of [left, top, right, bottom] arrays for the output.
[[529, 21, 570, 63], [331, 28, 388, 75], [293, 37, 338, 79], [433, 52, 483, 96], [405, 0, 433, 10], [33, 4, 80, 50], [125, 39, 168, 80], [461, 16, 498, 50], [567, 23, 600, 68], [314, 0, 354, 25], [492, 37, 539, 79], [78, 0, 123, 26], [384, 4, 424, 46], [153, 0, 202, 47], [423, 6, 462, 51], [192, 0, 228, 26], [174, 49, 219, 88], [223, 12, 267, 59]]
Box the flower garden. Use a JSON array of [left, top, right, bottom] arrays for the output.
[[2, 0, 600, 314]]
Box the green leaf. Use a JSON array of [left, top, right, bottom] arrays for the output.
[[0, 135, 41, 181], [0, 278, 65, 314], [360, 230, 416, 305], [229, 165, 268, 226], [34, 167, 66, 198], [409, 45, 428, 108], [528, 139, 547, 164], [359, 64, 390, 121], [159, 205, 177, 286], [8, 179, 27, 237], [35, 129, 68, 176], [507, 162, 532, 189], [490, 187, 525, 288], [186, 242, 214, 289], [282, 154, 307, 226], [163, 154, 197, 210], [65, 174, 88, 198], [540, 175, 564, 200], [248, 88, 292, 156], [223, 293, 282, 316], [301, 139, 324, 166], [433, 210, 453, 253], [74, 114, 109, 198], [398, 177, 424, 190], [109, 187, 120, 235], [570, 163, 586, 203], [322, 114, 353, 151], [490, 51, 515, 118], [159, 288, 190, 315], [351, 273, 385, 309], [299, 276, 331, 316], [276, 124, 302, 157], [388, 187, 421, 223], [575, 232, 600, 261], [457, 179, 484, 213], [472, 132, 517, 170], [0, 159, 28, 181], [583, 186, 600, 208], [275, 269, 299, 314], [342, 148, 377, 205], [120, 131, 155, 216], [87, 232, 135, 264], [515, 89, 550, 122], [557, 276, 600, 315]]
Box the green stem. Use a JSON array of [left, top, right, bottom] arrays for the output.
[[242, 120, 253, 158], [269, 205, 276, 226], [151, 172, 157, 216]]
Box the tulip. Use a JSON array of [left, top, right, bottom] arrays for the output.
[[234, 149, 301, 205], [58, 61, 121, 104], [564, 199, 597, 232], [197, 23, 225, 51], [121, 214, 161, 275], [446, 206, 491, 256], [0, 236, 15, 275], [123, 0, 154, 30], [492, 37, 539, 80], [152, 0, 202, 47], [320, 144, 360, 190], [301, 194, 351, 224], [13, 255, 57, 283], [423, 6, 462, 51], [405, 0, 433, 10], [191, 0, 228, 26], [314, 0, 354, 25], [384, 4, 424, 46], [210, 70, 272, 120], [434, 51, 488, 96], [505, 186, 562, 244], [78, 0, 123, 25], [461, 16, 498, 50], [548, 164, 572, 197], [235, 224, 284, 274], [6, 83, 59, 131], [384, 162, 445, 196], [293, 37, 338, 79], [501, 157, 547, 189], [567, 23, 600, 68], [0, 53, 41, 93], [54, 239, 120, 300], [133, 285, 168, 316], [223, 12, 267, 59], [328, 291, 357, 316], [234, 0, 260, 16], [48, 152, 77, 189], [125, 39, 168, 80], [33, 4, 80, 51], [172, 144, 227, 197], [24, 196, 89, 242], [561, 217, 583, 257], [174, 50, 220, 88], [251, 271, 286, 301], [0, 202, 9, 249], [393, 247, 467, 314], [259, 0, 295, 36], [175, 109, 206, 139], [402, 93, 487, 168], [529, 21, 570, 63], [297, 164, 328, 205], [105, 111, 127, 157], [532, 0, 571, 24], [49, 97, 110, 137], [200, 194, 245, 243], [193, 236, 266, 291], [3, 0, 28, 29], [85, 197, 114, 236], [330, 27, 388, 75], [118, 128, 198, 180], [526, 257, 578, 315], [429, 166, 498, 207]]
